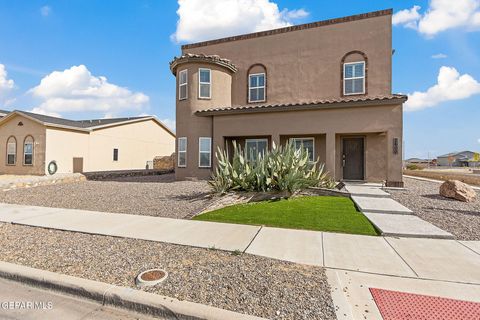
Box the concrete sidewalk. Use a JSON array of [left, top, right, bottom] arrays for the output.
[[0, 203, 479, 285]]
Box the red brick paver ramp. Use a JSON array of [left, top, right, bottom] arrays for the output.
[[370, 288, 480, 320]]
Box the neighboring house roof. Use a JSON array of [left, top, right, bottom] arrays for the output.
[[182, 9, 393, 50], [437, 151, 476, 158], [170, 53, 238, 75], [195, 94, 408, 116], [406, 158, 428, 162], [0, 110, 175, 137]]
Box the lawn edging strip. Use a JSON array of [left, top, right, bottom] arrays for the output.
[[0, 260, 265, 320]]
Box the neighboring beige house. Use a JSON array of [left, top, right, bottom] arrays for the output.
[[437, 151, 480, 167], [170, 9, 406, 187], [0, 110, 175, 175]]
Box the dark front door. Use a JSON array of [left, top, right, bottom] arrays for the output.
[[343, 137, 364, 180]]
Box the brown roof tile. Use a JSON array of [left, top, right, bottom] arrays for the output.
[[169, 53, 237, 75], [195, 94, 407, 116]]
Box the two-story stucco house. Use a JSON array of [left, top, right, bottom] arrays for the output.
[[170, 9, 407, 187]]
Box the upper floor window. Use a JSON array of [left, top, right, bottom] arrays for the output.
[[344, 61, 365, 95], [198, 68, 211, 99], [178, 69, 188, 100], [23, 136, 34, 165], [6, 136, 16, 165], [178, 137, 187, 167], [113, 148, 119, 161], [249, 73, 266, 103]]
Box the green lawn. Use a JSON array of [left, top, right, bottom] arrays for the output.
[[194, 196, 379, 236]]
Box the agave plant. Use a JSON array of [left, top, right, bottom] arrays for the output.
[[209, 141, 335, 194]]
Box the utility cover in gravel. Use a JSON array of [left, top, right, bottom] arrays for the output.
[[0, 223, 337, 320]]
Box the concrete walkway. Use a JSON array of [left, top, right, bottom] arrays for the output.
[[345, 183, 454, 239], [0, 203, 479, 285]]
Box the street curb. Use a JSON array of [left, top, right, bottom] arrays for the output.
[[0, 261, 265, 320]]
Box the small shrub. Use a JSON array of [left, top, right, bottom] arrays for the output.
[[406, 164, 423, 170], [209, 141, 335, 194]]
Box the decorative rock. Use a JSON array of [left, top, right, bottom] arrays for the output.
[[439, 180, 477, 202]]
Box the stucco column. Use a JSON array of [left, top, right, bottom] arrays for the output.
[[271, 134, 281, 150], [325, 132, 336, 179], [386, 130, 403, 186]]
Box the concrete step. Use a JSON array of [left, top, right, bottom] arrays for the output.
[[344, 185, 390, 198], [351, 196, 413, 214], [363, 212, 454, 239]]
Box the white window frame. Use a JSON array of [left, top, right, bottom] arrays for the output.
[[6, 137, 16, 165], [245, 138, 268, 161], [248, 73, 266, 103], [291, 137, 315, 162], [198, 137, 212, 168], [178, 137, 187, 167], [178, 69, 188, 101], [343, 61, 365, 96], [23, 137, 34, 166], [198, 68, 211, 99]]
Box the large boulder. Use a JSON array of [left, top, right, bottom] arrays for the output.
[[439, 180, 477, 202]]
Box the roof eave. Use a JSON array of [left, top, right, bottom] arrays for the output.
[[195, 96, 407, 117]]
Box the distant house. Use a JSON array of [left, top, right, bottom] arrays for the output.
[[437, 151, 479, 167], [0, 110, 175, 175]]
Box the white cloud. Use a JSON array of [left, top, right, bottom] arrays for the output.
[[171, 0, 309, 43], [0, 64, 15, 94], [432, 53, 447, 59], [405, 66, 480, 111], [392, 5, 421, 29], [478, 138, 480, 144], [394, 0, 480, 36], [40, 5, 51, 17], [29, 65, 149, 117]]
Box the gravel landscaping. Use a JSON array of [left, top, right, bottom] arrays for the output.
[[0, 223, 336, 320], [0, 173, 212, 219], [388, 177, 480, 240]]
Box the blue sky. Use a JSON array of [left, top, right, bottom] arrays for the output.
[[0, 0, 479, 158]]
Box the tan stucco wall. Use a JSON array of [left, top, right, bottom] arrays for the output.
[[45, 128, 90, 174], [183, 14, 392, 106], [175, 63, 233, 180], [45, 119, 175, 174], [0, 114, 46, 175], [87, 119, 175, 172]]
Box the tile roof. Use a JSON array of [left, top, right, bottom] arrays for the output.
[[169, 53, 237, 75], [195, 94, 408, 116]]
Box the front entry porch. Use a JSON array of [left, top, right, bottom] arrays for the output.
[[222, 131, 399, 185]]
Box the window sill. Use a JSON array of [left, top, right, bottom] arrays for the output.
[[6, 164, 16, 166], [198, 97, 211, 100], [22, 164, 33, 166], [248, 100, 266, 104], [199, 166, 212, 169], [343, 92, 366, 96]]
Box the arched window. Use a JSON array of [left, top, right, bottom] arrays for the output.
[[341, 51, 368, 96], [6, 136, 16, 165], [23, 136, 34, 165], [247, 64, 267, 103]]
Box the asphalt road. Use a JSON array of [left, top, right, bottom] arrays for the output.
[[0, 278, 163, 320]]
